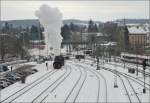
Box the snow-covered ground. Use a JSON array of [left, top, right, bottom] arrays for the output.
[[1, 58, 150, 103]]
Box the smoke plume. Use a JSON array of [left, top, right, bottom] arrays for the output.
[[35, 4, 63, 56]]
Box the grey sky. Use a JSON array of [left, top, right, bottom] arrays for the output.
[[1, 0, 149, 22]]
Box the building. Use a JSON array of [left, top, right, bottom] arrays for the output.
[[144, 23, 150, 46], [127, 26, 147, 51]]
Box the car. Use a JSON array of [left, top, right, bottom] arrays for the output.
[[32, 69, 38, 72], [0, 78, 14, 84], [0, 64, 9, 72], [24, 69, 38, 74], [0, 81, 9, 89], [5, 73, 21, 81], [17, 71, 27, 75], [14, 72, 24, 78]]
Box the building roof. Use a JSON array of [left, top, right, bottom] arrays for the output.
[[127, 26, 148, 34]]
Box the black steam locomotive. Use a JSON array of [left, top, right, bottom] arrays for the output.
[[53, 55, 64, 69]]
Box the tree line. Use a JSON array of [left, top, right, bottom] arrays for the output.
[[0, 19, 123, 61]]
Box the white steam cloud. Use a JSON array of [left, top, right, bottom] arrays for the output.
[[35, 4, 63, 56]]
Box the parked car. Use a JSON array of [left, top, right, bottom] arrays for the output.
[[0, 64, 9, 72], [0, 78, 13, 84], [24, 69, 38, 74], [14, 72, 24, 78], [5, 73, 21, 81], [17, 71, 27, 76], [32, 69, 38, 72], [0, 78, 13, 86], [0, 81, 9, 89]]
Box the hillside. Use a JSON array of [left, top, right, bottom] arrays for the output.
[[0, 19, 101, 28]]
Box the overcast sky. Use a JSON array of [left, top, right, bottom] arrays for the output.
[[1, 0, 149, 22]]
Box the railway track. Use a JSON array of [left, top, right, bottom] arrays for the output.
[[118, 74, 141, 103], [108, 62, 150, 77], [39, 63, 86, 103], [79, 63, 107, 103], [64, 64, 83, 103], [87, 60, 150, 90], [117, 74, 132, 103], [104, 63, 150, 90], [69, 61, 107, 103], [120, 71, 150, 89], [77, 64, 101, 103], [102, 67, 143, 103], [1, 68, 66, 103], [71, 64, 87, 103], [80, 60, 108, 102], [1, 69, 56, 102], [32, 65, 72, 102], [126, 76, 141, 103], [81, 59, 146, 103], [30, 62, 102, 103]]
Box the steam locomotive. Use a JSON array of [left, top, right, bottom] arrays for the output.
[[53, 55, 65, 69]]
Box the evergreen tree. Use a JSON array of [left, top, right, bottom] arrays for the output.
[[88, 19, 98, 33], [2, 22, 10, 33], [30, 25, 43, 40], [70, 22, 75, 32], [94, 24, 99, 32], [88, 19, 94, 32], [61, 24, 72, 41]]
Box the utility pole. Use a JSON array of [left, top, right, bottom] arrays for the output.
[[38, 22, 41, 62], [21, 31, 25, 60], [143, 59, 146, 93], [102, 42, 105, 64], [114, 56, 118, 88], [96, 45, 100, 70], [136, 45, 139, 76], [123, 18, 126, 69], [148, 0, 150, 100], [0, 34, 5, 61]]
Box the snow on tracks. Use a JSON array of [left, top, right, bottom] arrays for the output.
[[1, 68, 62, 102], [68, 61, 106, 103]]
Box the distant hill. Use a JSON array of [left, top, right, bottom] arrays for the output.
[[0, 19, 149, 29], [0, 19, 39, 29], [0, 19, 38, 28], [0, 19, 102, 29], [114, 19, 150, 24]]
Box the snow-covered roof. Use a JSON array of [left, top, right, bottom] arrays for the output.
[[127, 26, 147, 34]]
